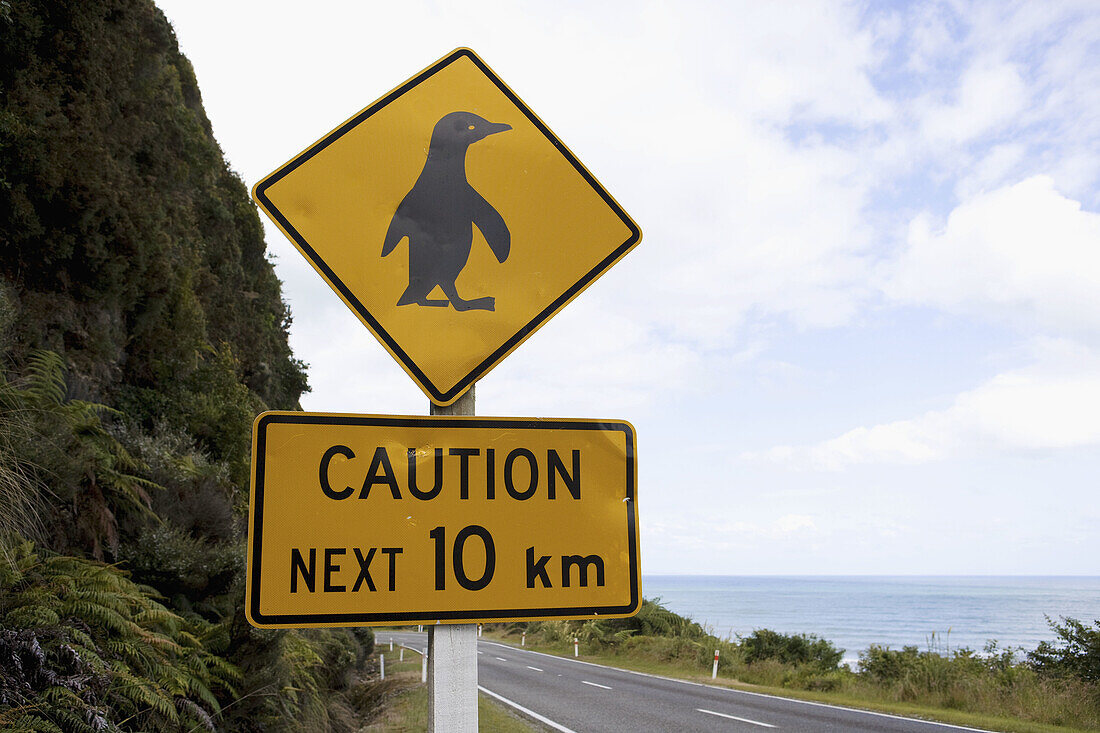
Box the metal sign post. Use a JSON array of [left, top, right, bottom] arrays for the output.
[[428, 386, 478, 731]]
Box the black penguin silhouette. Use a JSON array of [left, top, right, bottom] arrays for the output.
[[382, 111, 512, 311]]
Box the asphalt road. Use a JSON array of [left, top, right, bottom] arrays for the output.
[[381, 631, 992, 733]]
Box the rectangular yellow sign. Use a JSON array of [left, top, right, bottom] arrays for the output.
[[246, 412, 639, 628]]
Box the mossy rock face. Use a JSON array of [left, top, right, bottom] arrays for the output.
[[0, 3, 382, 731], [0, 0, 307, 423]]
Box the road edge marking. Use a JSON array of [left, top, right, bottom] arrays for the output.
[[478, 685, 578, 733], [476, 639, 996, 732], [581, 680, 611, 689], [698, 708, 776, 728]]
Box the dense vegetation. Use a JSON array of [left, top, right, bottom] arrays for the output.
[[0, 2, 376, 730], [504, 602, 1100, 730]]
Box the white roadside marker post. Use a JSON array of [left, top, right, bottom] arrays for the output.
[[574, 638, 579, 657], [422, 652, 427, 683], [390, 639, 393, 651], [427, 387, 478, 732], [400, 647, 404, 662], [712, 649, 719, 679], [380, 654, 385, 680], [521, 632, 526, 647]]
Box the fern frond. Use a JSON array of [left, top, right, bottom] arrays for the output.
[[45, 707, 98, 733], [22, 351, 67, 406], [176, 696, 216, 732], [111, 665, 179, 723], [2, 711, 67, 733]]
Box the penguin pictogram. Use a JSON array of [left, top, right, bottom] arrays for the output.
[[382, 111, 512, 311]]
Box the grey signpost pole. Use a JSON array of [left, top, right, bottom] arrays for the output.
[[427, 385, 478, 731]]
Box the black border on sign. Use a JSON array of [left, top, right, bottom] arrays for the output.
[[248, 413, 639, 626], [252, 49, 642, 405]]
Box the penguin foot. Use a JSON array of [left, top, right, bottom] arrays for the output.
[[397, 289, 449, 307], [452, 296, 495, 312]]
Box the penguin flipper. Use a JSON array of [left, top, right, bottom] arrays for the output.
[[382, 205, 412, 257], [470, 191, 510, 263]]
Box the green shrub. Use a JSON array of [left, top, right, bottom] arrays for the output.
[[859, 644, 922, 681], [611, 597, 708, 639], [621, 634, 707, 664], [525, 620, 573, 645], [1028, 616, 1100, 683], [802, 669, 846, 691], [519, 599, 709, 654], [122, 524, 242, 616], [740, 628, 843, 669]]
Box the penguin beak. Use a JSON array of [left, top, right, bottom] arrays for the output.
[[484, 121, 512, 136]]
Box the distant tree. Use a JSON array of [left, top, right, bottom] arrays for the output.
[[1027, 616, 1100, 683]]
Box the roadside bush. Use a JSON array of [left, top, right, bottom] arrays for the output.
[[1027, 616, 1100, 683], [518, 599, 710, 653], [740, 628, 843, 670], [859, 644, 923, 681], [311, 628, 376, 691], [801, 669, 846, 691], [525, 620, 573, 646], [621, 633, 708, 665], [606, 597, 708, 639]]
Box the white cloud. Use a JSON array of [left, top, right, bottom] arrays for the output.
[[919, 61, 1029, 145], [857, 1, 1100, 207], [646, 513, 819, 554], [954, 143, 1027, 199], [903, 3, 957, 75], [480, 297, 702, 416], [884, 176, 1100, 334], [688, 2, 892, 126], [748, 339, 1100, 470], [627, 124, 875, 345]]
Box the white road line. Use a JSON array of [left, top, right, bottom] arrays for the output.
[[526, 665, 544, 672], [478, 686, 578, 733], [698, 708, 776, 728], [495, 656, 508, 661], [581, 680, 612, 690], [475, 640, 995, 732]]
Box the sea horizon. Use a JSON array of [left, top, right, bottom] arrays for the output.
[[639, 574, 1100, 665]]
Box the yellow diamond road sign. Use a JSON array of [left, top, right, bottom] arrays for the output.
[[252, 48, 641, 405], [246, 412, 639, 627]]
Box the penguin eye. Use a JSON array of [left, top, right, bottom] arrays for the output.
[[468, 125, 476, 130]]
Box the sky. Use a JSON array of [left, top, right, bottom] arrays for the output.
[[157, 0, 1100, 575]]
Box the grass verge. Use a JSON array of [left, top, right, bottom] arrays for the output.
[[361, 643, 541, 732]]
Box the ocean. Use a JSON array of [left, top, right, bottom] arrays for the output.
[[641, 575, 1100, 665]]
